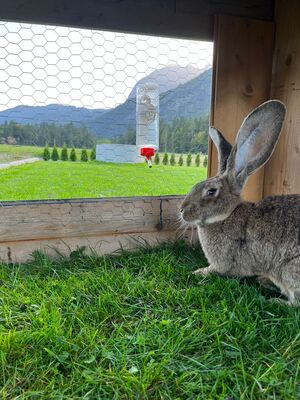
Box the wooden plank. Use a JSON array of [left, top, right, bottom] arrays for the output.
[[209, 15, 275, 202], [0, 196, 182, 241], [263, 0, 300, 196], [0, 196, 196, 263], [0, 230, 196, 264], [0, 0, 274, 41]]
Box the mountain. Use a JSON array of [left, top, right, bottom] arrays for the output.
[[0, 66, 212, 138], [128, 64, 202, 98], [0, 104, 106, 127], [91, 68, 212, 138]]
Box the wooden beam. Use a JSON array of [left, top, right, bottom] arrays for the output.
[[0, 0, 274, 40], [0, 196, 194, 263], [263, 0, 300, 196], [209, 15, 275, 202]]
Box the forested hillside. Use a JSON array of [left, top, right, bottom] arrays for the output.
[[0, 121, 96, 148]]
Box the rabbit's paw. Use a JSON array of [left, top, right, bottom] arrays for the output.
[[268, 296, 300, 307], [192, 266, 213, 276], [257, 276, 280, 292]]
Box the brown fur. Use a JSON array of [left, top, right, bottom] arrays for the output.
[[181, 101, 300, 305]]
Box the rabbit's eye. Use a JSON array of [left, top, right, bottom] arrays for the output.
[[206, 188, 217, 196]]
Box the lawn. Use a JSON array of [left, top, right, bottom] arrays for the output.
[[0, 145, 91, 163], [0, 145, 44, 163], [0, 242, 299, 399], [0, 161, 206, 200]]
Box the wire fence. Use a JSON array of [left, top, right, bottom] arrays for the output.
[[0, 20, 213, 200]]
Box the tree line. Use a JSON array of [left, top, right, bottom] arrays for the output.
[[0, 120, 96, 148], [154, 152, 208, 167], [112, 114, 209, 154], [0, 114, 209, 154]]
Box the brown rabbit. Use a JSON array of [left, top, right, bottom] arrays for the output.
[[180, 100, 300, 305]]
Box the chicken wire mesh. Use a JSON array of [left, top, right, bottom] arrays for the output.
[[0, 21, 213, 200]]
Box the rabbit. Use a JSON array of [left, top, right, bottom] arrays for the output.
[[180, 100, 300, 306]]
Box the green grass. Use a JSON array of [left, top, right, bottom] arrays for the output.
[[0, 161, 206, 200], [0, 145, 91, 163], [0, 145, 44, 163], [0, 242, 299, 399]]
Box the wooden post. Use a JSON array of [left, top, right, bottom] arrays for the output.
[[263, 0, 300, 197], [209, 15, 275, 202]]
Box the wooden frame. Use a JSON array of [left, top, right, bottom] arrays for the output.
[[209, 15, 275, 202], [0, 12, 279, 262], [0, 196, 193, 262], [263, 0, 300, 197], [0, 0, 273, 41]]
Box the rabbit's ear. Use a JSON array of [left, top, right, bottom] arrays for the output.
[[209, 127, 232, 174], [226, 100, 286, 191]]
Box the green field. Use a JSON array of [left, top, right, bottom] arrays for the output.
[[0, 161, 206, 201], [0, 145, 92, 163], [0, 242, 299, 398], [0, 145, 44, 163]]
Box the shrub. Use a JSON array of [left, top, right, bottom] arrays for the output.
[[51, 145, 59, 161], [195, 154, 200, 167], [61, 145, 68, 161], [203, 155, 208, 168], [81, 149, 88, 162], [43, 145, 50, 161], [162, 153, 169, 165], [90, 147, 96, 161], [170, 153, 176, 166], [178, 155, 183, 166], [70, 147, 77, 162], [154, 152, 160, 165], [186, 153, 192, 166]]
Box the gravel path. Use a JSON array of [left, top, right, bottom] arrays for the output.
[[0, 157, 42, 170]]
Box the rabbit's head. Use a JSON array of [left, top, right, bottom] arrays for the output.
[[181, 100, 286, 226]]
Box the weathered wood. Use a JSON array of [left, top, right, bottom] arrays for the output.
[[0, 231, 193, 264], [209, 15, 275, 202], [0, 0, 274, 40], [0, 196, 195, 263], [263, 0, 300, 196]]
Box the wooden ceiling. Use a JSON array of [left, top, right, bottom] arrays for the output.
[[0, 0, 274, 40]]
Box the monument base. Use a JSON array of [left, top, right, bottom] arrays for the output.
[[96, 144, 144, 163]]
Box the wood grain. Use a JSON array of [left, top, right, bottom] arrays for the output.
[[0, 196, 196, 263], [209, 15, 275, 202], [263, 0, 300, 196], [0, 0, 273, 41]]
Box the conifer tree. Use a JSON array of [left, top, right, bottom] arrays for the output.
[[154, 152, 160, 165], [43, 144, 50, 161], [170, 153, 176, 166], [61, 145, 68, 161], [162, 153, 169, 165], [81, 149, 88, 162], [90, 147, 96, 161], [70, 147, 77, 162], [51, 145, 59, 161]]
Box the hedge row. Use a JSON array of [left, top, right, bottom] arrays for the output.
[[43, 145, 96, 162], [154, 153, 208, 167]]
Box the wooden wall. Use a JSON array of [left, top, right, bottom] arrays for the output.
[[263, 0, 300, 196], [209, 15, 275, 202], [0, 0, 274, 41], [0, 196, 194, 263]]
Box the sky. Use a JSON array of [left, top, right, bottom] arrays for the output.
[[0, 21, 213, 111]]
